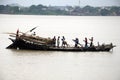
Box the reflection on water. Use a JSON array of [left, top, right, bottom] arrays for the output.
[[0, 15, 120, 80]]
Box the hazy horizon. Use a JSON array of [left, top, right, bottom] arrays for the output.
[[0, 0, 120, 7]]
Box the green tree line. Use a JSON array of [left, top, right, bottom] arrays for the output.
[[0, 4, 120, 16]]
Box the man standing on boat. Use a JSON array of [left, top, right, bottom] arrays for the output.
[[57, 36, 60, 47], [61, 36, 65, 47], [52, 36, 56, 47], [89, 37, 93, 47], [61, 36, 69, 47], [83, 37, 88, 48], [73, 38, 79, 47]]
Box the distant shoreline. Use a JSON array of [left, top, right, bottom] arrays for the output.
[[0, 4, 120, 16]]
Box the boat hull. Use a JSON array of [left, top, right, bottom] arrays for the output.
[[6, 38, 114, 52]]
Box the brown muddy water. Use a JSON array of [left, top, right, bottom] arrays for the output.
[[0, 14, 120, 80]]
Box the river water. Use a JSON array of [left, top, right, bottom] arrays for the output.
[[0, 14, 120, 80]]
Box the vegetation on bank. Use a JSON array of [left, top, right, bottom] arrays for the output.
[[0, 4, 120, 16]]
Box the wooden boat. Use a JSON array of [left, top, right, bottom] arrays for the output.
[[6, 28, 115, 52]]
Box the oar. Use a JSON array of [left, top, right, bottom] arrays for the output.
[[25, 26, 38, 33], [78, 43, 83, 47], [2, 32, 16, 35]]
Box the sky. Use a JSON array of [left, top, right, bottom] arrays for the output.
[[0, 0, 120, 7]]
